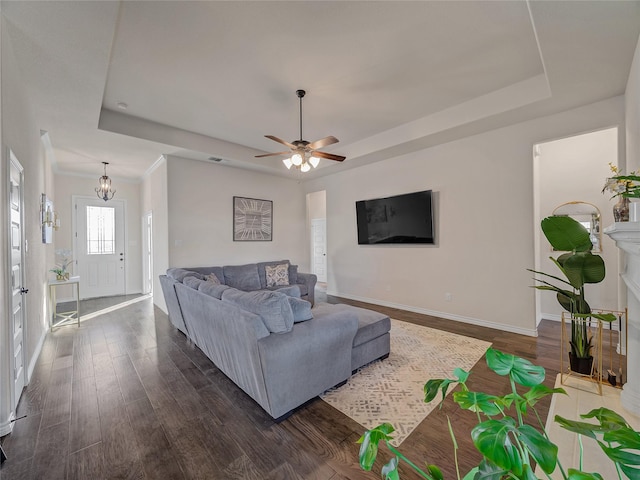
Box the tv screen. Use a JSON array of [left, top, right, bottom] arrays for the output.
[[356, 190, 434, 245]]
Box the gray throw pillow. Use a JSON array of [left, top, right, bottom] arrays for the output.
[[183, 276, 205, 289], [288, 264, 298, 284], [167, 268, 204, 282], [198, 282, 230, 299], [221, 289, 294, 334], [287, 296, 313, 323], [223, 264, 262, 291]]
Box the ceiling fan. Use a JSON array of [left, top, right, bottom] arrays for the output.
[[256, 89, 346, 172]]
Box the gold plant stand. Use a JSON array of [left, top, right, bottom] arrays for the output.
[[560, 309, 628, 395], [560, 312, 603, 395]]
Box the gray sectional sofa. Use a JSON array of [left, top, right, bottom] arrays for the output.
[[159, 261, 391, 420]]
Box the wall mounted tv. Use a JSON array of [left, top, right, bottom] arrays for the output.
[[356, 190, 435, 245]]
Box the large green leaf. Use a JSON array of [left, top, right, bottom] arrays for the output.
[[523, 384, 566, 408], [485, 349, 545, 387], [554, 415, 600, 440], [567, 469, 605, 480], [564, 252, 606, 286], [581, 407, 631, 429], [471, 460, 506, 480], [357, 423, 395, 470], [381, 457, 400, 480], [541, 216, 592, 252], [452, 391, 502, 416], [517, 424, 558, 474], [471, 418, 523, 475]]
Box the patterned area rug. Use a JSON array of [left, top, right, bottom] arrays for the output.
[[321, 319, 492, 445]]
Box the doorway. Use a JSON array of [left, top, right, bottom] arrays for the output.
[[7, 150, 27, 411], [307, 191, 327, 284], [533, 127, 620, 325], [73, 196, 126, 299]]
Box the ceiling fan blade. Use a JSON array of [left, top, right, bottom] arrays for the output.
[[265, 135, 295, 149], [255, 151, 291, 158], [313, 151, 346, 162], [307, 136, 339, 150]]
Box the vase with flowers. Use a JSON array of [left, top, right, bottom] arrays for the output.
[[602, 162, 639, 222], [50, 248, 73, 281]]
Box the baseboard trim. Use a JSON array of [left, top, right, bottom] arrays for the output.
[[326, 291, 538, 337], [27, 327, 48, 384], [0, 412, 15, 437]]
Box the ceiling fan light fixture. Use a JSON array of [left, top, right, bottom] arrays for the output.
[[300, 162, 311, 173], [291, 152, 303, 166], [283, 157, 293, 169], [309, 156, 320, 168]]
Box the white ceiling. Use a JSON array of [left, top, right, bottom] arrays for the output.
[[3, 1, 640, 181]]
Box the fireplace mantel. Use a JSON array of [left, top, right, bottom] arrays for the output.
[[604, 222, 640, 416]]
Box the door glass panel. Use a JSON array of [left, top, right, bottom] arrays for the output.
[[86, 206, 115, 255]]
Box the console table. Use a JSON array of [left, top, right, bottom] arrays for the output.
[[48, 276, 80, 329]]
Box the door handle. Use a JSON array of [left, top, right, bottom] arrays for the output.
[[20, 287, 29, 295]]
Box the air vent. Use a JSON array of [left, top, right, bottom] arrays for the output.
[[207, 156, 224, 163]]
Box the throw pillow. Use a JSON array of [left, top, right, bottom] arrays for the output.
[[265, 263, 289, 287], [221, 289, 294, 334], [287, 296, 313, 323], [198, 282, 230, 299], [183, 276, 204, 289], [205, 272, 221, 285]]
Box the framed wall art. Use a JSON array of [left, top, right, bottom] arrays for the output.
[[233, 196, 273, 241]]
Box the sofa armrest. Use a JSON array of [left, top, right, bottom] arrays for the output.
[[296, 272, 317, 306]]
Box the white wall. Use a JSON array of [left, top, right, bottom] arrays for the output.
[[535, 128, 620, 321], [165, 156, 308, 269], [1, 12, 55, 433], [303, 96, 625, 336], [54, 173, 143, 296], [627, 34, 640, 173]]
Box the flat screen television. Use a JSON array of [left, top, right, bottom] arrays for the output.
[[356, 190, 435, 245]]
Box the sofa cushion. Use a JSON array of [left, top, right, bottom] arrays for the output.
[[167, 268, 204, 283], [267, 285, 301, 297], [223, 263, 262, 291], [265, 263, 289, 287], [288, 296, 313, 323], [183, 276, 205, 289], [312, 303, 390, 347], [205, 272, 222, 285], [221, 289, 294, 334], [198, 282, 231, 299]]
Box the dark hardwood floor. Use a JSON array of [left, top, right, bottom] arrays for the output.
[[0, 291, 570, 479]]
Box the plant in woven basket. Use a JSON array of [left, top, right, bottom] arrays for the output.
[[358, 348, 640, 479]]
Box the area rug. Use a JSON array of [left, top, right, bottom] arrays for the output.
[[320, 319, 492, 445]]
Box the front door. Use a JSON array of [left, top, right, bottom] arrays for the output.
[[74, 197, 126, 299], [9, 150, 27, 408]]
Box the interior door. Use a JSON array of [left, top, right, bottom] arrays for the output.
[[311, 218, 327, 283], [9, 150, 27, 408], [75, 197, 125, 299]]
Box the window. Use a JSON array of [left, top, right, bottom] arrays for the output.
[[86, 206, 115, 255]]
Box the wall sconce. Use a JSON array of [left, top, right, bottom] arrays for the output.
[[41, 194, 59, 244]]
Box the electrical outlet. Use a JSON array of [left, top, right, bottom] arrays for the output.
[[445, 293, 452, 302]]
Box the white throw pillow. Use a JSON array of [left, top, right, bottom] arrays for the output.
[[265, 263, 289, 287]]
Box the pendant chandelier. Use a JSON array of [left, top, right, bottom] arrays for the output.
[[95, 162, 116, 202]]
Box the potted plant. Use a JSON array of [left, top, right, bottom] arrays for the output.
[[50, 248, 73, 281], [529, 216, 615, 374], [358, 348, 640, 479], [602, 163, 639, 221]]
